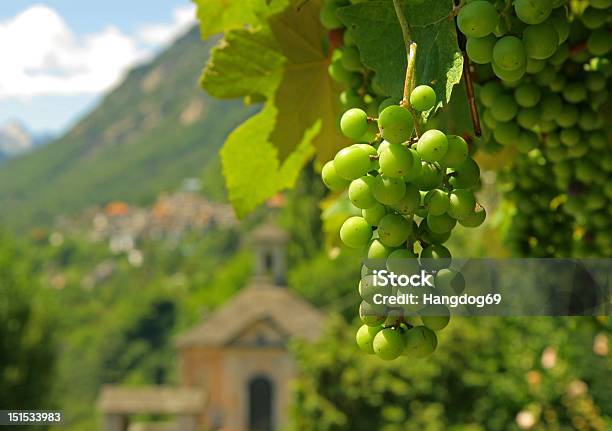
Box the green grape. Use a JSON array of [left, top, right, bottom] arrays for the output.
[[457, 1, 498, 38], [403, 149, 423, 182], [417, 130, 448, 162], [340, 90, 366, 111], [556, 104, 578, 128], [516, 131, 538, 153], [493, 122, 520, 146], [379, 143, 414, 178], [340, 216, 372, 248], [418, 222, 451, 245], [362, 203, 386, 226], [319, 3, 342, 29], [392, 184, 421, 215], [420, 305, 450, 331], [562, 83, 587, 103], [550, 10, 569, 44], [321, 160, 350, 191], [490, 94, 518, 121], [466, 34, 497, 64], [328, 60, 359, 86], [458, 203, 487, 227], [366, 239, 394, 262], [372, 176, 406, 205], [420, 244, 452, 271], [359, 300, 385, 326], [333, 145, 372, 180], [492, 60, 526, 82], [449, 157, 480, 189], [341, 45, 363, 72], [373, 328, 405, 360], [534, 64, 556, 86], [340, 108, 369, 140], [526, 57, 546, 73], [493, 36, 527, 71], [589, 132, 607, 150], [403, 326, 437, 358], [560, 128, 580, 147], [410, 85, 436, 111], [415, 163, 444, 191], [517, 107, 541, 129], [378, 97, 396, 114], [356, 324, 382, 354], [587, 29, 611, 56], [514, 83, 541, 108], [434, 268, 465, 294], [439, 135, 468, 168], [424, 189, 450, 216], [578, 110, 601, 131], [349, 176, 377, 209], [539, 92, 562, 121], [581, 7, 608, 29], [479, 82, 502, 107], [586, 72, 606, 92], [378, 214, 412, 247], [522, 22, 559, 59], [548, 44, 569, 66], [426, 213, 457, 234], [447, 189, 476, 220], [387, 248, 419, 275], [548, 74, 566, 92], [514, 0, 553, 25], [378, 105, 414, 144]]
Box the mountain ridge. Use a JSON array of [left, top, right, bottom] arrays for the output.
[[0, 28, 253, 230]]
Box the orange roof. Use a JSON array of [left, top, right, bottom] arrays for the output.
[[105, 202, 129, 216]]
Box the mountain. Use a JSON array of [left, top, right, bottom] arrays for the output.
[[0, 121, 34, 160], [0, 28, 253, 229], [0, 121, 54, 162]]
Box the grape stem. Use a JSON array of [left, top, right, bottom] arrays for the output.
[[453, 0, 482, 137], [392, 0, 422, 137]]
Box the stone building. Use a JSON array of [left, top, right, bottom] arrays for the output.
[[98, 223, 325, 431]]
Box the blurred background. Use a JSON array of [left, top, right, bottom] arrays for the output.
[[0, 1, 609, 431]]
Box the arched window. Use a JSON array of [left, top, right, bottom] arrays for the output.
[[248, 375, 274, 431]]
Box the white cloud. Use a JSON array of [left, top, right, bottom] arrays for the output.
[[0, 4, 196, 100], [136, 6, 196, 46]]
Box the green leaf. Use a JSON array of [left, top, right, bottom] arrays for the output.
[[221, 104, 318, 217], [193, 0, 288, 40], [201, 27, 284, 99], [202, 0, 347, 162], [337, 0, 463, 115]]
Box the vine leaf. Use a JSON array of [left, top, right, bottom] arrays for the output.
[[199, 0, 347, 216], [337, 0, 463, 116], [192, 0, 288, 40], [221, 104, 318, 217]]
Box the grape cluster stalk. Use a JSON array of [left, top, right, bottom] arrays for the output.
[[457, 0, 611, 257], [320, 0, 485, 360]]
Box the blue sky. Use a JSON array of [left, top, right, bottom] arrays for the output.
[[0, 0, 196, 134]]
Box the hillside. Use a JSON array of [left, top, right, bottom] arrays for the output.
[[0, 28, 253, 229]]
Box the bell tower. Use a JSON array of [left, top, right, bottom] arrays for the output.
[[249, 223, 289, 286]]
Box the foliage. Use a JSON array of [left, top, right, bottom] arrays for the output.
[[0, 232, 57, 419], [289, 315, 611, 430]]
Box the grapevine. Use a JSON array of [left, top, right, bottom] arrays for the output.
[[456, 0, 612, 257], [319, 0, 610, 360], [320, 0, 486, 360]]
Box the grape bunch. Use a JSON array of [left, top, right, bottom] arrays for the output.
[[457, 0, 611, 257], [319, 0, 485, 360], [321, 87, 484, 359]]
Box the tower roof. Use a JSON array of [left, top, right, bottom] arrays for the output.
[[248, 223, 290, 245], [176, 278, 325, 348]]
